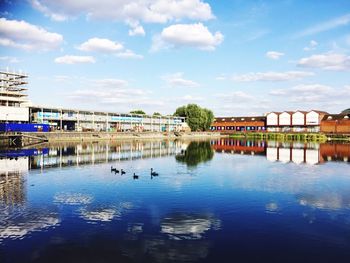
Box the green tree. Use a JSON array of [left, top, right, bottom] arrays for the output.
[[153, 112, 161, 116], [130, 110, 146, 115], [174, 104, 214, 131], [174, 106, 187, 117], [341, 108, 350, 114], [202, 108, 214, 131]]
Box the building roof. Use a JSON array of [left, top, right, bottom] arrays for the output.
[[281, 111, 294, 115], [266, 112, 282, 115], [322, 114, 350, 121], [309, 110, 329, 114], [213, 116, 266, 122]]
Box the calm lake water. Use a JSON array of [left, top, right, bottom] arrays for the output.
[[1, 139, 350, 263]]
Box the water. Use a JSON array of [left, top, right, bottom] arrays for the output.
[[0, 139, 350, 263]]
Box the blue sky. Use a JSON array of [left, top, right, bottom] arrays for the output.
[[0, 0, 349, 116]]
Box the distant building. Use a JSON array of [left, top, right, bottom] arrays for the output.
[[210, 116, 266, 132], [0, 69, 185, 132], [320, 114, 350, 134], [266, 110, 328, 132], [0, 70, 30, 123]]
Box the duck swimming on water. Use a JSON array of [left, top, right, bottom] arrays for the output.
[[151, 168, 159, 176]]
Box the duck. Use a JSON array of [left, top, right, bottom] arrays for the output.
[[121, 169, 126, 175], [133, 173, 139, 180], [111, 166, 117, 173], [151, 168, 159, 176]]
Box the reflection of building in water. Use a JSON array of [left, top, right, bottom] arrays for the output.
[[0, 157, 28, 205], [211, 139, 266, 155], [30, 140, 183, 169], [319, 143, 350, 162], [267, 141, 350, 164], [267, 141, 320, 165], [211, 139, 350, 165]]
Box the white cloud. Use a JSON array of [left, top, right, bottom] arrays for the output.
[[30, 0, 214, 34], [0, 18, 63, 51], [266, 51, 284, 60], [78, 38, 124, 53], [115, 50, 143, 59], [216, 91, 254, 101], [128, 23, 146, 36], [245, 29, 269, 42], [163, 72, 200, 88], [303, 40, 318, 51], [213, 91, 270, 116], [295, 13, 350, 38], [269, 84, 332, 96], [0, 56, 19, 63], [215, 74, 227, 81], [77, 37, 143, 59], [268, 84, 350, 111], [232, 71, 314, 82], [93, 78, 129, 88], [65, 77, 165, 112], [181, 95, 204, 102], [54, 55, 96, 64], [152, 23, 223, 51], [30, 0, 67, 21], [298, 52, 350, 71]]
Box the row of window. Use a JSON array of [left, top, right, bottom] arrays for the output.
[[211, 126, 266, 131]]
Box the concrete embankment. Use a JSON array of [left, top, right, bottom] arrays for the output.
[[24, 131, 226, 143]]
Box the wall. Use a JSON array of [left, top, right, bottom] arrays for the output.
[[292, 112, 305, 126], [266, 113, 278, 126], [321, 119, 350, 133], [279, 112, 291, 126], [306, 111, 320, 126]]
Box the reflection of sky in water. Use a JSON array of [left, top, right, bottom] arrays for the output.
[[54, 192, 94, 205], [0, 207, 60, 243], [161, 213, 221, 240], [1, 140, 350, 262]]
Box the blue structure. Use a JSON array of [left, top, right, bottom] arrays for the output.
[[0, 123, 50, 132]]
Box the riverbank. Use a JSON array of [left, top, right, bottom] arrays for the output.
[[228, 132, 350, 142], [8, 131, 226, 145]]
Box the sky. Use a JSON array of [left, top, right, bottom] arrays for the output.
[[0, 0, 349, 116]]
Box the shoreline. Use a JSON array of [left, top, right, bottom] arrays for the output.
[[0, 131, 227, 147]]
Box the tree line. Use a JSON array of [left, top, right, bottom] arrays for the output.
[[130, 103, 214, 131]]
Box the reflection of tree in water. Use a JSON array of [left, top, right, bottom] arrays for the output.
[[175, 141, 214, 167]]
